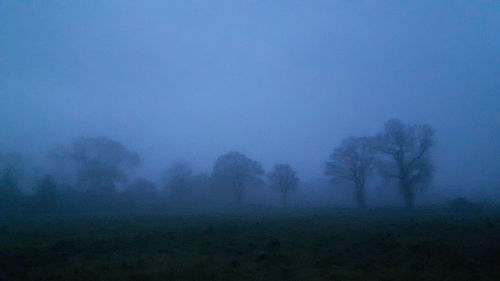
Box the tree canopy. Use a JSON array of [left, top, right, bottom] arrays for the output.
[[376, 119, 434, 207], [212, 151, 264, 205]]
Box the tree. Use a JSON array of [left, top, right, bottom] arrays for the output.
[[212, 152, 264, 205], [325, 137, 376, 208], [191, 173, 212, 207], [46, 144, 74, 187], [32, 175, 59, 213], [376, 119, 434, 208], [71, 138, 139, 190], [268, 164, 299, 207], [69, 137, 140, 210], [0, 153, 25, 213], [164, 161, 193, 207]]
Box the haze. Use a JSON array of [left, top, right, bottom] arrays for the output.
[[1, 0, 499, 200]]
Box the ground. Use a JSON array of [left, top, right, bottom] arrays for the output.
[[0, 208, 499, 281]]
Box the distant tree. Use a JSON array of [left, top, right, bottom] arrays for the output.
[[32, 175, 59, 213], [69, 137, 140, 210], [165, 161, 193, 207], [192, 173, 211, 191], [376, 119, 434, 208], [268, 164, 299, 207], [123, 178, 157, 211], [0, 165, 22, 212], [46, 144, 74, 187], [191, 173, 212, 206], [0, 153, 25, 212], [212, 152, 264, 205], [325, 137, 376, 208]]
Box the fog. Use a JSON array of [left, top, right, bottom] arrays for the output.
[[1, 1, 499, 209]]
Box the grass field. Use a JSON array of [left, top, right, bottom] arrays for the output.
[[0, 209, 499, 281]]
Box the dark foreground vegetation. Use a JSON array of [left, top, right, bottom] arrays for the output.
[[1, 208, 499, 281]]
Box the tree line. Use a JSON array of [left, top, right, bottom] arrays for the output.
[[0, 118, 434, 214]]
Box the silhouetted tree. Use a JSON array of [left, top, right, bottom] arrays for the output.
[[0, 153, 25, 213], [191, 173, 212, 207], [165, 161, 193, 207], [70, 137, 140, 210], [268, 164, 299, 207], [0, 166, 22, 213], [212, 152, 264, 205], [32, 175, 59, 213], [376, 119, 434, 208], [46, 144, 74, 187], [326, 137, 376, 208]]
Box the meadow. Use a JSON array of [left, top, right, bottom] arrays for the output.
[[0, 208, 499, 281]]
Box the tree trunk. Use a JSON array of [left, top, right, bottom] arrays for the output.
[[282, 190, 288, 208], [400, 182, 415, 208], [236, 182, 243, 206], [355, 183, 365, 208]]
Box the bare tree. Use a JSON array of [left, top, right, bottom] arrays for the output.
[[376, 119, 434, 208], [268, 164, 299, 207], [326, 137, 376, 208], [212, 152, 264, 205]]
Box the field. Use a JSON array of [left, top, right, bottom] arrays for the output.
[[0, 209, 499, 281]]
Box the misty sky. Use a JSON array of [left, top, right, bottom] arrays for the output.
[[1, 1, 499, 192]]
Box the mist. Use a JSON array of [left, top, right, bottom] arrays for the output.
[[1, 1, 499, 206], [2, 2, 500, 281]]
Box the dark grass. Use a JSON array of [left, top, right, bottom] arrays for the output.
[[0, 208, 499, 281]]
